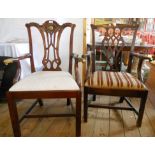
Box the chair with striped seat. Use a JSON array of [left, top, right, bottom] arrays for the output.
[[83, 23, 150, 127]]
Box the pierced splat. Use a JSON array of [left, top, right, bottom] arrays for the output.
[[91, 24, 138, 72], [41, 20, 62, 71], [100, 26, 125, 71], [26, 20, 75, 72]]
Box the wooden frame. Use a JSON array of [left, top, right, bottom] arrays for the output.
[[82, 18, 87, 86], [7, 20, 82, 137], [7, 90, 81, 136], [83, 23, 149, 127]]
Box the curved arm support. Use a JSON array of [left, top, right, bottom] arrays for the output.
[[82, 51, 93, 82], [127, 52, 151, 82], [3, 53, 31, 84], [72, 53, 85, 88], [3, 53, 31, 65]]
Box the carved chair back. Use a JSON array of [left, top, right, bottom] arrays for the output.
[[91, 24, 139, 72], [26, 20, 75, 74]]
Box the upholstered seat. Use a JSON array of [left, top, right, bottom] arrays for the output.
[[85, 71, 146, 90], [10, 71, 79, 92]]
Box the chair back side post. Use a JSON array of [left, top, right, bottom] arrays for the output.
[[91, 24, 96, 73], [126, 24, 139, 73], [26, 21, 76, 74], [68, 23, 76, 74], [26, 23, 36, 73], [130, 25, 138, 52]]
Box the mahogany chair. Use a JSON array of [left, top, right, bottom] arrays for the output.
[[83, 23, 150, 127], [6, 20, 82, 136]]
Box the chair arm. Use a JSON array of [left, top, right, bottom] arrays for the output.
[[2, 53, 31, 84], [130, 52, 151, 61], [81, 51, 93, 82], [3, 53, 31, 65], [72, 53, 85, 63], [72, 53, 84, 87], [128, 52, 151, 82], [82, 51, 94, 59]]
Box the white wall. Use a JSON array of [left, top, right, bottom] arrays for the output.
[[0, 18, 83, 53], [0, 18, 83, 55], [0, 18, 83, 78]]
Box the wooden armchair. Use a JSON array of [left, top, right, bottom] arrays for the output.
[[83, 23, 150, 127], [6, 20, 82, 136]]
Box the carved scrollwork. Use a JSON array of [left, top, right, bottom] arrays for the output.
[[39, 21, 62, 71], [26, 20, 75, 72], [90, 24, 139, 72], [91, 25, 126, 71], [42, 20, 60, 33], [100, 26, 125, 70]]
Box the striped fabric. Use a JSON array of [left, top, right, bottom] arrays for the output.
[[85, 71, 146, 90]]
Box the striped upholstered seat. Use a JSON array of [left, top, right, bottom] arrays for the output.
[[85, 71, 146, 90]]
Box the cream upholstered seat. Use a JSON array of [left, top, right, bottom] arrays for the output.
[[10, 71, 79, 92], [85, 71, 146, 90]]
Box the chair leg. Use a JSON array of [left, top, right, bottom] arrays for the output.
[[119, 96, 124, 103], [136, 92, 148, 127], [84, 88, 88, 122], [7, 93, 21, 137], [38, 99, 44, 106], [92, 94, 96, 101], [76, 92, 81, 137], [67, 98, 71, 106]]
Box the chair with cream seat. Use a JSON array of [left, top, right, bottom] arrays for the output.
[[83, 23, 150, 127], [6, 20, 82, 137]]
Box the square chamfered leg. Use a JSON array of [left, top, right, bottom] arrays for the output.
[[37, 98, 44, 106], [84, 87, 88, 123], [76, 92, 81, 137], [7, 93, 21, 137], [119, 96, 125, 103], [67, 98, 71, 106], [136, 91, 148, 127]]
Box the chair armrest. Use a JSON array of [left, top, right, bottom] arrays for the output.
[[82, 51, 93, 82], [127, 52, 151, 82], [3, 53, 31, 65], [82, 51, 94, 59], [72, 53, 84, 87], [2, 53, 31, 84], [72, 53, 85, 63], [130, 52, 151, 61]]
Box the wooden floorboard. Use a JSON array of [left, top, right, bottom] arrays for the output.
[[145, 98, 155, 134], [121, 100, 140, 137], [0, 94, 155, 137], [109, 97, 125, 137], [82, 96, 98, 137], [92, 96, 110, 137], [131, 98, 155, 137]]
